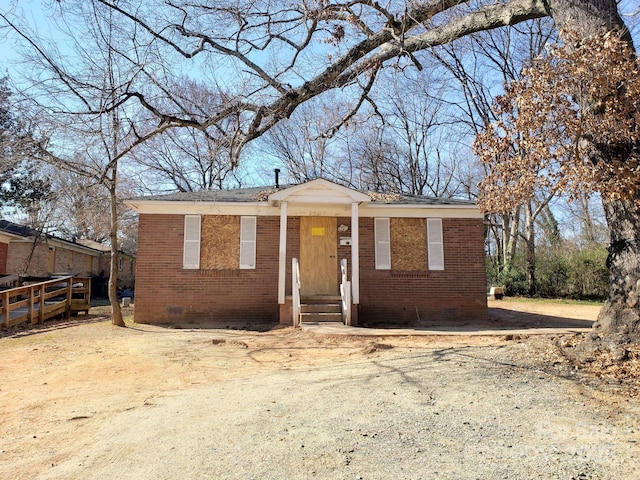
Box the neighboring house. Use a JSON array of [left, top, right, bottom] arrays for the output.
[[128, 179, 487, 326], [0, 220, 135, 290], [75, 239, 136, 289]]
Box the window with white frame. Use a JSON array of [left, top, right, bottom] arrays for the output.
[[183, 215, 201, 269], [239, 216, 257, 269], [427, 218, 444, 270], [374, 217, 391, 270], [182, 215, 259, 270]]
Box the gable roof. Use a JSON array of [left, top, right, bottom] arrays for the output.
[[0, 219, 105, 256], [268, 178, 372, 205], [129, 180, 475, 207], [0, 219, 36, 238], [131, 186, 275, 203]]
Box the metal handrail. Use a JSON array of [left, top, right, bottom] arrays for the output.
[[292, 258, 301, 327], [340, 259, 351, 325]]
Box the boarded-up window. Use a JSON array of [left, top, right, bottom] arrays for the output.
[[390, 218, 427, 271], [201, 216, 240, 270], [183, 215, 201, 269], [374, 218, 391, 270], [427, 218, 444, 271], [239, 216, 257, 269]]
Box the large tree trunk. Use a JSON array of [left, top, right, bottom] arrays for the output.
[[525, 201, 536, 295], [588, 199, 640, 347], [546, 0, 640, 349], [502, 207, 520, 272], [108, 178, 125, 328]]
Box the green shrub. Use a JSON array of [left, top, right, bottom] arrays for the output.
[[498, 265, 528, 296]]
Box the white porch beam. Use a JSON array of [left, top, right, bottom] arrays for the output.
[[278, 201, 288, 304], [351, 202, 360, 304]]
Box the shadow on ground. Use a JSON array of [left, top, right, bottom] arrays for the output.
[[359, 307, 594, 332]]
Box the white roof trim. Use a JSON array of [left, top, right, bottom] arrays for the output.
[[44, 238, 105, 256], [361, 203, 483, 218], [0, 231, 24, 242], [268, 178, 371, 206], [129, 200, 482, 218]]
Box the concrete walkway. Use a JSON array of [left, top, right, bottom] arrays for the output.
[[300, 322, 592, 336]]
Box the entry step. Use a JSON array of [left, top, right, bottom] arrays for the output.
[[300, 303, 341, 313], [300, 312, 343, 323]]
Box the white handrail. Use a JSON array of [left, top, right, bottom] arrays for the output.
[[340, 259, 351, 325], [292, 257, 301, 327]]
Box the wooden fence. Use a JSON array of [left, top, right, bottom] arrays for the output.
[[0, 276, 91, 330]]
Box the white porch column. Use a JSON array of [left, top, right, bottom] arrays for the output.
[[278, 201, 288, 304], [351, 202, 360, 304]]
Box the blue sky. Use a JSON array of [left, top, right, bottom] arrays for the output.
[[2, 0, 638, 70]]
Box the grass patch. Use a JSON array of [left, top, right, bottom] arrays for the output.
[[500, 296, 604, 307]]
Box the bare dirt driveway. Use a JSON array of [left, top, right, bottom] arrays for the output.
[[1, 300, 639, 479]]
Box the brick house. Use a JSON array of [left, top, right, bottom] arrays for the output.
[[128, 179, 487, 326], [75, 239, 137, 290], [0, 220, 135, 290]]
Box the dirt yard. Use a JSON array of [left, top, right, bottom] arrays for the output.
[[1, 300, 638, 479]]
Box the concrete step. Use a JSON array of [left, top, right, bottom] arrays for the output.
[[300, 311, 343, 323], [300, 303, 341, 314], [301, 295, 340, 303]]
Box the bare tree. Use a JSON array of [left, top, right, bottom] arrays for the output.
[[429, 19, 558, 291], [3, 0, 639, 346], [477, 26, 640, 348], [0, 1, 176, 325], [132, 78, 245, 192], [261, 99, 353, 185], [353, 70, 463, 197], [134, 127, 240, 192]]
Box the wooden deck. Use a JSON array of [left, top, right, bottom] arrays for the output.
[[1, 276, 91, 329]]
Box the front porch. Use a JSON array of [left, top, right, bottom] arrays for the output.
[[271, 180, 370, 327]]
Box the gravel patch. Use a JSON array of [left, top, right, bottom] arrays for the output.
[[32, 342, 639, 480]]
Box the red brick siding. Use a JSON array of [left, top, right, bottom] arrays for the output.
[[135, 214, 280, 324], [283, 217, 300, 297], [358, 217, 487, 325], [51, 247, 95, 276], [7, 242, 48, 276], [6, 241, 99, 276], [135, 213, 487, 326], [0, 241, 7, 273]]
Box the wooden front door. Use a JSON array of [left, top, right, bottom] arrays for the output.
[[300, 217, 337, 296]]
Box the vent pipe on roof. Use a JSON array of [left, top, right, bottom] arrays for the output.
[[274, 168, 281, 189]]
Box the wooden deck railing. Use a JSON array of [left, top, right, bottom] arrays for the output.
[[0, 274, 20, 288], [0, 276, 91, 330]]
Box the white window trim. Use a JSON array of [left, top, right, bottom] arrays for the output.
[[183, 215, 201, 269], [374, 217, 391, 270], [427, 218, 445, 271], [239, 216, 257, 269]]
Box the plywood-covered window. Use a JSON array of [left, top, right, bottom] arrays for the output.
[[192, 215, 257, 270], [239, 216, 257, 269], [427, 218, 444, 271], [201, 216, 240, 269], [183, 215, 201, 269], [374, 218, 391, 270], [390, 218, 427, 271]]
